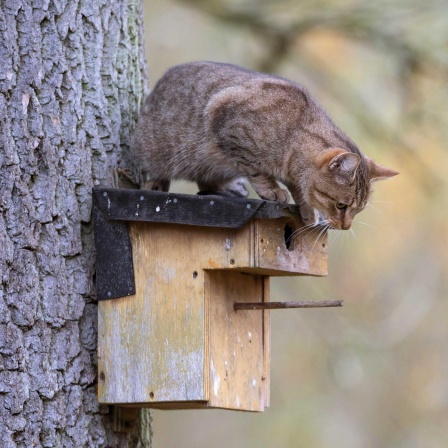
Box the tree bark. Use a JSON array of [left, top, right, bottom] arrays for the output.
[[0, 0, 150, 446]]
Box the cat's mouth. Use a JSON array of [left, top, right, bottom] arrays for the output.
[[317, 213, 327, 226], [318, 214, 345, 230], [317, 212, 335, 228]]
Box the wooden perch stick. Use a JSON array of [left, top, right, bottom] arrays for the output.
[[234, 300, 344, 311]]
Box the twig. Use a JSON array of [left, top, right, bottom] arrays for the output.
[[234, 300, 344, 311]]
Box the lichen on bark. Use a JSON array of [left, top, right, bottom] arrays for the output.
[[0, 0, 150, 446]]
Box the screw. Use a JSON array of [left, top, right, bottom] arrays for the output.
[[230, 259, 235, 265], [149, 391, 154, 399], [100, 372, 106, 382], [193, 271, 198, 279]]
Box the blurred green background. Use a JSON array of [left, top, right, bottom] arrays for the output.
[[142, 1, 448, 447]]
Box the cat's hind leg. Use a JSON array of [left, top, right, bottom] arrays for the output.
[[247, 174, 290, 203], [142, 177, 171, 192], [197, 177, 249, 198]]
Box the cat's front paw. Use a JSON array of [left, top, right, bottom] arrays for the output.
[[273, 188, 290, 203], [261, 188, 290, 203], [299, 203, 318, 224]]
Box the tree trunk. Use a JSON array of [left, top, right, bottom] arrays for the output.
[[0, 0, 151, 446]]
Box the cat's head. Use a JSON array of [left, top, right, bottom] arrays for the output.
[[305, 148, 398, 230]]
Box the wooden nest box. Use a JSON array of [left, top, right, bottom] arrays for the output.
[[93, 188, 330, 412]]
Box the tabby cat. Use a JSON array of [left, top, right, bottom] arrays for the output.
[[132, 61, 398, 230]]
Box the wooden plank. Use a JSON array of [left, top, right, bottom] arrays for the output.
[[207, 271, 267, 411], [262, 276, 270, 408], [99, 222, 208, 404], [98, 221, 254, 405], [254, 217, 328, 276]]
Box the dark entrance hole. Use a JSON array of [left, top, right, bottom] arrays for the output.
[[284, 223, 294, 251]]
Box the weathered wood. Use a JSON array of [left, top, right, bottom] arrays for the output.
[[98, 220, 254, 406], [99, 223, 207, 404], [207, 271, 269, 411], [262, 276, 271, 408], [97, 212, 327, 411], [234, 300, 344, 310], [93, 202, 327, 299], [253, 218, 328, 276]]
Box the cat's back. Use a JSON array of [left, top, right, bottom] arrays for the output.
[[148, 61, 269, 108], [133, 63, 272, 177], [144, 61, 316, 132], [156, 61, 265, 90]]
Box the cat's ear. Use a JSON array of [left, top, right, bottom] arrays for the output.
[[319, 149, 360, 179], [329, 152, 361, 174], [365, 157, 399, 182]]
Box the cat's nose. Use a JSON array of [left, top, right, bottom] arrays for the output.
[[341, 221, 352, 230]]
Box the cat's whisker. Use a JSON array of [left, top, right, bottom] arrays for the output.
[[284, 224, 313, 240], [309, 224, 326, 237], [334, 230, 343, 249], [342, 230, 349, 245], [289, 228, 320, 244], [336, 229, 345, 247], [319, 225, 330, 248], [330, 229, 342, 249], [311, 224, 329, 252], [356, 221, 376, 229], [350, 228, 359, 248], [366, 204, 381, 213], [296, 224, 324, 245], [285, 223, 320, 242]]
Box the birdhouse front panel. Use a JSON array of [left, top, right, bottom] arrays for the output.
[[206, 271, 270, 411]]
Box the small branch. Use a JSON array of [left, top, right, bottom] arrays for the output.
[[234, 300, 344, 311]]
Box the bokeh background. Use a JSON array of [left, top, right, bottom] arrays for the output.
[[142, 1, 448, 447]]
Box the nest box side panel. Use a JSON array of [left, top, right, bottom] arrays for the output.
[[262, 276, 271, 408], [206, 270, 270, 412], [98, 222, 209, 404], [253, 218, 328, 276]]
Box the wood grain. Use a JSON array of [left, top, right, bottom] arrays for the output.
[[98, 214, 327, 410], [206, 271, 268, 411]]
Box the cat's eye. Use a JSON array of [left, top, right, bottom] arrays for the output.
[[336, 202, 347, 210]]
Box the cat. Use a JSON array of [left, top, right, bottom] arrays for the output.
[[132, 61, 398, 230]]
